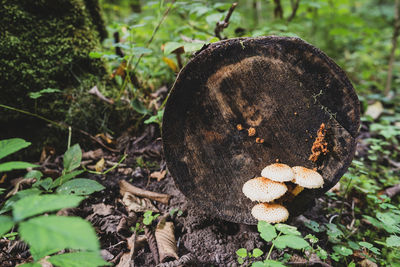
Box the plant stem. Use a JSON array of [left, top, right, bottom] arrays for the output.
[[266, 232, 282, 260], [337, 178, 353, 224]]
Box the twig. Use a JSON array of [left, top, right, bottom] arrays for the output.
[[214, 2, 238, 40], [384, 0, 400, 96], [287, 261, 332, 267], [156, 253, 197, 267], [119, 180, 171, 205], [145, 227, 160, 265], [384, 183, 400, 198], [287, 0, 301, 22]]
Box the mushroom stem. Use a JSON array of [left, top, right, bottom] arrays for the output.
[[291, 185, 304, 196]]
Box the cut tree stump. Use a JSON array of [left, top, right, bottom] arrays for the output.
[[162, 36, 360, 224]]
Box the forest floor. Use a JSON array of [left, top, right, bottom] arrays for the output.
[[0, 121, 374, 267]]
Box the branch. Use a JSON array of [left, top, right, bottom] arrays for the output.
[[384, 0, 400, 96], [273, 0, 284, 19], [287, 0, 301, 22], [214, 2, 238, 40]]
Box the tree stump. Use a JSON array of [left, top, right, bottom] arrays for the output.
[[162, 36, 360, 224]]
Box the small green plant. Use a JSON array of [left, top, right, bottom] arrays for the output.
[[236, 222, 310, 266], [0, 139, 108, 267], [143, 210, 160, 225], [236, 247, 263, 265]]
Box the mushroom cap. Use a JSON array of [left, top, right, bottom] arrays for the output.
[[261, 163, 294, 182], [292, 166, 324, 188], [251, 203, 289, 223], [242, 177, 287, 202]]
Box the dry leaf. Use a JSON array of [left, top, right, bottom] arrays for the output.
[[155, 220, 179, 262], [95, 158, 105, 172], [150, 170, 167, 182], [122, 192, 159, 213], [116, 233, 136, 267], [92, 203, 114, 217], [359, 259, 378, 267], [95, 133, 114, 144], [82, 149, 104, 160], [162, 57, 178, 72], [89, 86, 114, 105], [119, 180, 171, 205], [112, 60, 127, 79], [365, 101, 383, 120]]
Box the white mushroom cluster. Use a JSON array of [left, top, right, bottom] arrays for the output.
[[242, 163, 324, 223]]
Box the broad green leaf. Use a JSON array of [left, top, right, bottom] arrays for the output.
[[252, 248, 263, 257], [257, 221, 276, 242], [56, 179, 105, 195], [183, 43, 204, 53], [273, 235, 309, 249], [33, 177, 53, 191], [0, 216, 14, 236], [236, 248, 247, 258], [48, 252, 111, 267], [332, 245, 353, 256], [275, 223, 301, 235], [50, 170, 85, 189], [63, 144, 82, 173], [131, 98, 150, 115], [359, 241, 373, 249], [0, 161, 38, 173], [0, 188, 42, 214], [303, 219, 321, 232], [0, 138, 31, 160], [25, 170, 43, 180], [252, 260, 286, 267], [19, 215, 99, 260], [0, 188, 5, 195], [164, 42, 184, 55], [134, 47, 152, 55], [89, 51, 103, 58], [386, 235, 400, 247], [13, 194, 84, 221]]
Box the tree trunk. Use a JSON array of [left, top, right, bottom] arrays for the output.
[[162, 37, 360, 224]]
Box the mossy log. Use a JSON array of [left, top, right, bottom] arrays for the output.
[[0, 0, 109, 147], [162, 37, 360, 224]]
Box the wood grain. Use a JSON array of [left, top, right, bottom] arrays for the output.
[[162, 36, 360, 224]]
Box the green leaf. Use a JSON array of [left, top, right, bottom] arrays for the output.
[[273, 235, 309, 249], [0, 161, 38, 173], [303, 219, 321, 232], [238, 257, 244, 264], [257, 221, 277, 242], [252, 248, 263, 257], [386, 235, 400, 247], [13, 194, 84, 221], [236, 248, 247, 258], [252, 259, 286, 267], [134, 47, 152, 55], [33, 177, 53, 191], [48, 252, 111, 267], [0, 188, 42, 214], [25, 170, 43, 180], [131, 98, 150, 115], [89, 51, 103, 58], [0, 216, 14, 236], [275, 224, 301, 235], [359, 241, 373, 249], [0, 138, 31, 160], [164, 42, 184, 55], [332, 245, 353, 256], [51, 170, 85, 189], [63, 144, 82, 173], [183, 43, 204, 53], [56, 178, 105, 195], [19, 215, 99, 260]]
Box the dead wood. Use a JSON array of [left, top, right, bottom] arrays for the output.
[[119, 180, 171, 205]]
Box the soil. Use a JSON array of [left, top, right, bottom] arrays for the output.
[[0, 123, 356, 267]]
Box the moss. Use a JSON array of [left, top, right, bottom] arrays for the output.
[[0, 0, 108, 125], [0, 0, 118, 157]]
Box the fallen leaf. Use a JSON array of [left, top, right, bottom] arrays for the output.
[[82, 149, 104, 160], [92, 203, 114, 217], [122, 192, 159, 213], [365, 101, 383, 120], [116, 233, 136, 267], [359, 259, 378, 267], [119, 180, 170, 205], [162, 57, 178, 72], [95, 158, 105, 172], [155, 220, 179, 262], [150, 170, 167, 182]]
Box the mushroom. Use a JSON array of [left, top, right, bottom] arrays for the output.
[[242, 177, 287, 202], [291, 166, 324, 196], [261, 163, 294, 182], [251, 203, 289, 223]]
